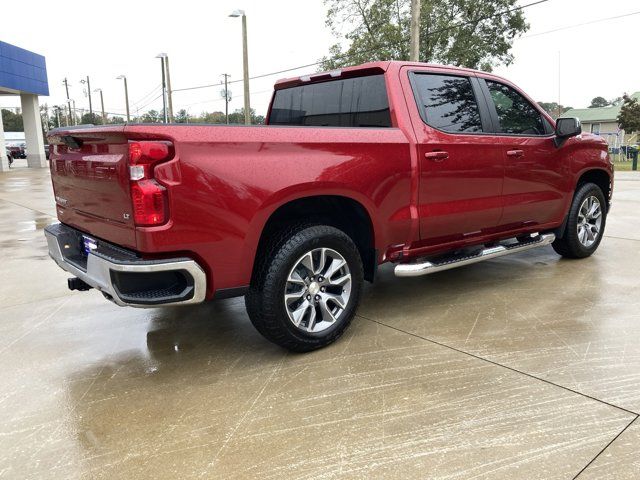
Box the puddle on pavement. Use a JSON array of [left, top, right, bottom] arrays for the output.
[[16, 216, 55, 233]]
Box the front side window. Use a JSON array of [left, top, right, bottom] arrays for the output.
[[486, 81, 547, 135], [269, 74, 391, 127], [411, 73, 483, 133]]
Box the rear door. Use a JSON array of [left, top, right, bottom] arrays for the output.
[[480, 79, 567, 230], [48, 127, 137, 248], [401, 67, 504, 246]]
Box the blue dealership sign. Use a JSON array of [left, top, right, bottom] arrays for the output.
[[0, 40, 48, 96]]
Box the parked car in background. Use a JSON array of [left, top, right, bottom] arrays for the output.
[[6, 143, 25, 159], [44, 61, 614, 352]]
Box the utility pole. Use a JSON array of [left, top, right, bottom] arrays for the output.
[[117, 75, 130, 122], [157, 53, 168, 123], [165, 55, 174, 122], [55, 106, 61, 128], [87, 76, 92, 116], [221, 73, 231, 124], [95, 88, 106, 124], [80, 76, 93, 116], [230, 10, 251, 125], [409, 0, 421, 62], [63, 78, 71, 126]]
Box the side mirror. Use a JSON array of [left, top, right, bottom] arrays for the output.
[[556, 117, 581, 138]]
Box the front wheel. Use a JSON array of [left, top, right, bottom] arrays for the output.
[[552, 182, 607, 258], [245, 225, 364, 352]]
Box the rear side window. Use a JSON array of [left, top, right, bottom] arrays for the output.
[[486, 81, 547, 135], [269, 74, 391, 127], [411, 73, 483, 133]]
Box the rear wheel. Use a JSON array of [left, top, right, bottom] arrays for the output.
[[245, 224, 363, 352], [552, 182, 607, 258]]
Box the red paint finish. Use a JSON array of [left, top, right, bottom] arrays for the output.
[[47, 61, 613, 300]]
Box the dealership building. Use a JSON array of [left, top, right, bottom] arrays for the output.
[[0, 40, 48, 171]]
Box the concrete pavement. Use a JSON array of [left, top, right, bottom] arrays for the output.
[[0, 166, 639, 479]]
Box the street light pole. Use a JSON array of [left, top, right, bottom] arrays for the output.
[[230, 9, 251, 125], [116, 75, 130, 122], [95, 88, 106, 124], [409, 0, 421, 62]]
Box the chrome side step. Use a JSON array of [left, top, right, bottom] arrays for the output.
[[394, 233, 556, 277]]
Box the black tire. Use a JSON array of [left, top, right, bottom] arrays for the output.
[[245, 224, 364, 352], [552, 182, 607, 259]]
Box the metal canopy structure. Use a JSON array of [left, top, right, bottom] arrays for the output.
[[0, 40, 49, 171]]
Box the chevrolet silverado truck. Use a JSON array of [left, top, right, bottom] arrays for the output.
[[45, 61, 613, 352]]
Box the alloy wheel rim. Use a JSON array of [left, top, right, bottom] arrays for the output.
[[577, 195, 602, 248], [284, 248, 352, 333]]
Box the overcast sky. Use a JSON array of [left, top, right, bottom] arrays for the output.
[[1, 0, 639, 118]]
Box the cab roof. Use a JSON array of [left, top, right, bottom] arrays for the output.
[[273, 60, 490, 89]]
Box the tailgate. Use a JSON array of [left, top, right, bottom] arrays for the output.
[[48, 126, 137, 249]]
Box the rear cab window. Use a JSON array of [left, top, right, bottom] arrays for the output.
[[269, 74, 391, 127], [410, 73, 484, 133]]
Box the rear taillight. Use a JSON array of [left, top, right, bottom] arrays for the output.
[[131, 180, 167, 225], [128, 141, 173, 226]]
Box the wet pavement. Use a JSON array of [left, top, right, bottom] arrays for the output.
[[1, 165, 639, 479]]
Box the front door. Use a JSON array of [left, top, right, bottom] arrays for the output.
[[402, 68, 504, 247], [481, 79, 568, 230]]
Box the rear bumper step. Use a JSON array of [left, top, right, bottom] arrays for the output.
[[394, 233, 556, 277], [45, 223, 207, 307]]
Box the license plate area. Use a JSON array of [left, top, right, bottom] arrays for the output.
[[82, 235, 98, 257]]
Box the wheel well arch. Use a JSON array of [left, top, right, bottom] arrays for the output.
[[576, 169, 612, 209], [254, 195, 378, 282]]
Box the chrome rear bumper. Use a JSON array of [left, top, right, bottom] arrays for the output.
[[45, 223, 207, 307]]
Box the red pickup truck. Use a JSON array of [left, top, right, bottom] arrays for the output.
[[45, 61, 613, 351]]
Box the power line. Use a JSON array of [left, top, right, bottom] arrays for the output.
[[173, 62, 321, 93], [522, 10, 640, 38], [181, 89, 273, 109], [131, 84, 162, 106], [135, 93, 164, 112], [173, 0, 551, 94]]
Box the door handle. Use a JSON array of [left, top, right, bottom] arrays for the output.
[[425, 151, 449, 161], [506, 149, 524, 158]]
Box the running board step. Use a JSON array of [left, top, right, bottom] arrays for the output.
[[394, 233, 556, 277]]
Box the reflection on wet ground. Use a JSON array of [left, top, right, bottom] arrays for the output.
[[1, 168, 639, 479]]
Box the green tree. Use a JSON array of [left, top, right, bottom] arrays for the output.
[[321, 0, 529, 71], [227, 108, 265, 125], [589, 96, 609, 108], [174, 109, 189, 123], [617, 94, 640, 133], [609, 96, 623, 106], [48, 106, 67, 128], [140, 110, 161, 123], [201, 111, 226, 124], [80, 112, 103, 125], [109, 116, 125, 124], [1, 109, 24, 131]]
